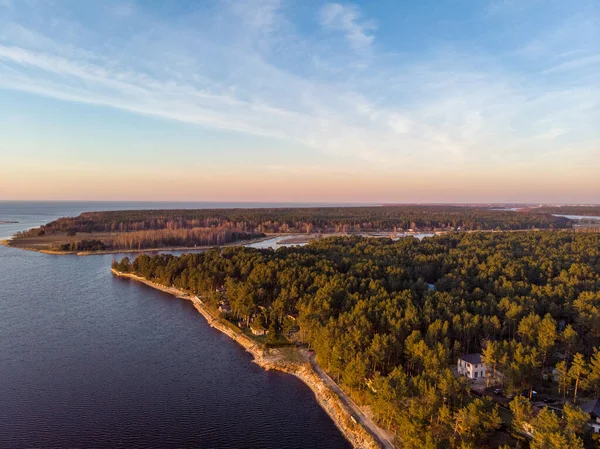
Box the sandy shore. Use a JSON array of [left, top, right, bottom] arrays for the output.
[[111, 269, 390, 449]]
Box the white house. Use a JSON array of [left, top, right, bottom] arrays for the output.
[[581, 399, 600, 433], [457, 354, 487, 380]]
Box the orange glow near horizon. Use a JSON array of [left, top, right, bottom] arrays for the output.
[[2, 163, 598, 204]]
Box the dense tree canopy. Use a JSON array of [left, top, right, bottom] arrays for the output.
[[115, 231, 600, 447], [24, 205, 571, 237], [55, 229, 264, 251]]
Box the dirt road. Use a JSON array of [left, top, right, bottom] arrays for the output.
[[304, 350, 395, 449]]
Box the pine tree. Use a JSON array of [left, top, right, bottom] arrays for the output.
[[556, 361, 569, 402], [538, 314, 557, 379], [586, 349, 600, 397], [569, 353, 589, 404]]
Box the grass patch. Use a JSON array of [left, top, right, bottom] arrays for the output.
[[275, 347, 307, 364], [219, 317, 244, 334]]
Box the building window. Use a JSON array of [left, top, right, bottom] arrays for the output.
[[474, 372, 478, 378]]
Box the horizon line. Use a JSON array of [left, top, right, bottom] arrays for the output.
[[0, 200, 598, 206]]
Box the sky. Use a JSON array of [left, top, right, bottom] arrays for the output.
[[0, 0, 598, 203]]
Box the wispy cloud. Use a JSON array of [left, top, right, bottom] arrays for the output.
[[229, 0, 282, 30], [319, 3, 376, 54], [542, 55, 600, 74], [0, 0, 597, 178]]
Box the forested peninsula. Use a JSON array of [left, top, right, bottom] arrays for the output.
[[113, 231, 600, 449], [7, 206, 572, 253], [19, 205, 572, 233]]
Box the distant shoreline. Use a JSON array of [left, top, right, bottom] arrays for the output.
[[111, 269, 389, 449], [2, 231, 433, 255], [6, 204, 575, 256], [1, 235, 279, 256]]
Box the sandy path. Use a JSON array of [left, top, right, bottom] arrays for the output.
[[305, 351, 395, 449]]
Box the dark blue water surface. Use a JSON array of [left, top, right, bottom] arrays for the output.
[[0, 202, 351, 448]]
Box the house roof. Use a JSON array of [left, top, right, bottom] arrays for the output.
[[581, 399, 600, 417], [458, 354, 482, 365]]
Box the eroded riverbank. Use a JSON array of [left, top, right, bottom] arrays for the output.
[[111, 269, 389, 449]]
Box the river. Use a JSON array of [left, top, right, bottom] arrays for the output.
[[552, 214, 600, 221], [0, 202, 351, 448]]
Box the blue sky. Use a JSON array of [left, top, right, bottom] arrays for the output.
[[0, 0, 598, 202]]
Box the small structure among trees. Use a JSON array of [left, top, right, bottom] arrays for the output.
[[250, 314, 267, 336], [217, 298, 231, 313], [580, 398, 600, 433], [510, 397, 590, 447], [457, 354, 487, 380]]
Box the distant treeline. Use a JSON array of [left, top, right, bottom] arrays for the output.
[[532, 206, 600, 217], [19, 206, 571, 237], [54, 228, 264, 252]]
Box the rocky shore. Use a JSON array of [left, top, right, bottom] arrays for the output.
[[111, 269, 386, 449]]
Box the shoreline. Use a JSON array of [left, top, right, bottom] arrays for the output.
[[6, 228, 582, 256], [2, 231, 439, 256], [6, 228, 580, 256], [111, 269, 389, 449], [2, 235, 279, 256]]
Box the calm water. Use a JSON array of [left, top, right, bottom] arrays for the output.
[[246, 236, 308, 250], [0, 202, 351, 448], [553, 214, 600, 221], [246, 234, 434, 251]]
